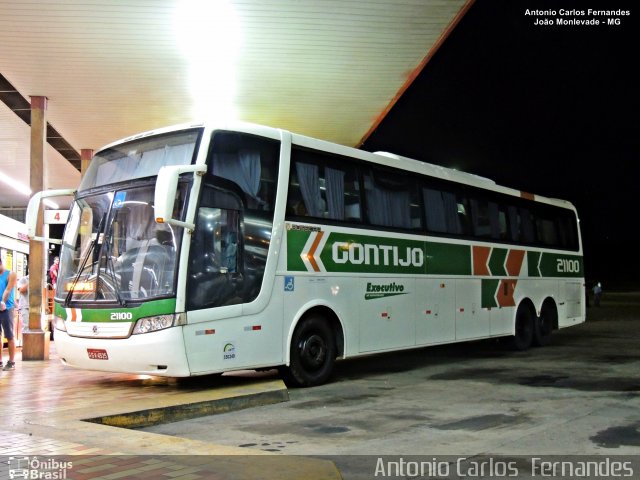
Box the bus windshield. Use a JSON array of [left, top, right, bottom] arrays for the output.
[[57, 182, 188, 304], [79, 128, 201, 191]]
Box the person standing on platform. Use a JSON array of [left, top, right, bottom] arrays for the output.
[[48, 256, 60, 289], [17, 273, 29, 344], [0, 257, 17, 371]]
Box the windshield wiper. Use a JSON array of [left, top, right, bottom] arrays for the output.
[[64, 212, 108, 307], [64, 239, 96, 307]]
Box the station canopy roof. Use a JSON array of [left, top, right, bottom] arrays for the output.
[[0, 0, 469, 210]]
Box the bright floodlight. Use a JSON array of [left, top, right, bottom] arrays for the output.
[[173, 0, 242, 122]]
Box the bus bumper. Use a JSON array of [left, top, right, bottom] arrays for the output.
[[54, 326, 191, 376]]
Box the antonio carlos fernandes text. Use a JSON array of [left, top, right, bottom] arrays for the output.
[[373, 457, 635, 477]]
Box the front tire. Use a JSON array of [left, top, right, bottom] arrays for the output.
[[283, 315, 336, 388], [508, 303, 534, 351]]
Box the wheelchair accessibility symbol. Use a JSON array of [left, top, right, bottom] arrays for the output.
[[284, 276, 295, 292]]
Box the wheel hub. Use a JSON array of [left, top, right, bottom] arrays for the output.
[[300, 334, 327, 370]]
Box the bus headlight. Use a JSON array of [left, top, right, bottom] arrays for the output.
[[55, 316, 67, 331], [132, 313, 186, 334]]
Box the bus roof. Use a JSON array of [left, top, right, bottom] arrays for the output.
[[95, 120, 577, 212]]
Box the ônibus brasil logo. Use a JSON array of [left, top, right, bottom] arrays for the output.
[[9, 456, 73, 479]]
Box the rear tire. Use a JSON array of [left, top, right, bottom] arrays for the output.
[[282, 315, 336, 388], [533, 301, 556, 346], [508, 303, 534, 351]]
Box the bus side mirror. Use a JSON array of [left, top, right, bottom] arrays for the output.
[[155, 164, 206, 230], [26, 189, 76, 244]]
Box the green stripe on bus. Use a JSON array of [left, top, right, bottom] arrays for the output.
[[488, 248, 508, 276], [538, 253, 584, 278], [286, 229, 472, 275], [56, 298, 177, 322], [287, 226, 582, 278], [527, 251, 542, 277], [286, 229, 312, 271], [424, 241, 471, 275], [318, 233, 427, 274], [527, 251, 583, 277], [481, 279, 500, 308]]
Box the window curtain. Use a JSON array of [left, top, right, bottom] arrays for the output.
[[295, 162, 323, 217], [488, 202, 501, 239], [423, 188, 447, 232], [95, 143, 194, 186], [442, 191, 460, 234], [140, 143, 193, 172], [470, 198, 482, 236], [325, 167, 345, 220], [520, 208, 535, 243], [213, 150, 261, 198], [366, 177, 410, 228], [95, 153, 141, 186], [391, 190, 411, 228], [508, 206, 519, 241]]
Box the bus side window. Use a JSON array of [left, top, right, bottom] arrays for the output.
[[495, 204, 509, 240], [557, 212, 578, 249], [423, 188, 462, 235], [210, 133, 280, 213], [536, 216, 558, 246], [470, 198, 491, 238], [187, 186, 244, 310], [508, 206, 520, 242], [469, 198, 504, 240], [455, 194, 471, 235], [290, 162, 325, 217], [535, 208, 560, 247], [188, 206, 241, 309], [287, 148, 362, 223], [520, 207, 536, 244], [423, 188, 448, 233], [364, 168, 420, 229]]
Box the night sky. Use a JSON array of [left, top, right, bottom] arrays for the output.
[[362, 0, 639, 287]]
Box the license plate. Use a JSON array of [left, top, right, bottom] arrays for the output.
[[87, 348, 109, 360]]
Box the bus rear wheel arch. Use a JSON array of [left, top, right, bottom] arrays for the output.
[[282, 309, 343, 388]]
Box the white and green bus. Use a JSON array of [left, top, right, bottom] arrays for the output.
[[27, 122, 585, 386]]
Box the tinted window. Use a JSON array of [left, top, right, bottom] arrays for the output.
[[364, 167, 421, 229], [209, 132, 279, 213], [284, 147, 579, 251], [287, 147, 361, 222]]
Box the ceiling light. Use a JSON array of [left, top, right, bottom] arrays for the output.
[[173, 0, 241, 122], [44, 199, 60, 209], [0, 171, 31, 196], [0, 171, 60, 209]]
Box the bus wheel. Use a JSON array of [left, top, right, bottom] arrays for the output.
[[509, 304, 534, 351], [284, 315, 336, 388], [533, 302, 556, 347]]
